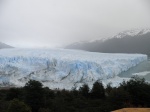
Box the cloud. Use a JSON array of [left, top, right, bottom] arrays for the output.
[[0, 0, 150, 48]]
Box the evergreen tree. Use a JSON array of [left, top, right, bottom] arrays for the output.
[[105, 83, 113, 96], [79, 84, 89, 98], [90, 81, 105, 99], [24, 80, 44, 112]]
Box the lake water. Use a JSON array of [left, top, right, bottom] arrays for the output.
[[119, 58, 150, 81]]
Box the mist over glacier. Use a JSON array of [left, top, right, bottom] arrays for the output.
[[0, 48, 147, 89], [0, 0, 150, 48]]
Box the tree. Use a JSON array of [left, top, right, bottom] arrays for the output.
[[7, 99, 31, 112], [105, 83, 113, 96], [90, 81, 105, 99], [24, 80, 44, 112], [79, 84, 89, 98], [38, 108, 51, 112], [120, 76, 150, 107], [108, 88, 131, 109], [6, 88, 22, 101]]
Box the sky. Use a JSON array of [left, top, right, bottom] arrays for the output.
[[0, 0, 150, 48]]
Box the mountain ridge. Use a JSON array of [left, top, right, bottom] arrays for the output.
[[65, 29, 150, 56], [0, 42, 12, 49]]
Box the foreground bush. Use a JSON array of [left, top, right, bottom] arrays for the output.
[[7, 99, 31, 112]]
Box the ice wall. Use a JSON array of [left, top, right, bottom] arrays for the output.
[[0, 48, 147, 89]]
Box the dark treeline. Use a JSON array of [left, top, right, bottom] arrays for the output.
[[0, 77, 150, 112]]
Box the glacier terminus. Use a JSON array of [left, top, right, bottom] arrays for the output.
[[0, 48, 147, 90]]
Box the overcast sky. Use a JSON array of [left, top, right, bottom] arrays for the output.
[[0, 0, 150, 48]]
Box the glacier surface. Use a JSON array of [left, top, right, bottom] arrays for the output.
[[0, 48, 147, 89]]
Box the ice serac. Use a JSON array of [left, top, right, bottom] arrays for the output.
[[0, 48, 147, 89]]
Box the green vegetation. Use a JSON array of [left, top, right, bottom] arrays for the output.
[[7, 99, 31, 112], [0, 77, 150, 112]]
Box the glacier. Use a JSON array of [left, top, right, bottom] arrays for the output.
[[0, 48, 147, 90]]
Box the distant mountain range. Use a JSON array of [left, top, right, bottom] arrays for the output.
[[0, 42, 12, 49], [65, 29, 150, 56]]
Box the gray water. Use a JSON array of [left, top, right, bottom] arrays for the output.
[[119, 58, 150, 81]]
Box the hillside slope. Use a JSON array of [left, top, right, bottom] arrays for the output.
[[0, 42, 12, 49], [65, 29, 150, 56]]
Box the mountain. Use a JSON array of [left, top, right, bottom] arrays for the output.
[[65, 29, 150, 56], [0, 48, 147, 89], [0, 42, 12, 49]]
